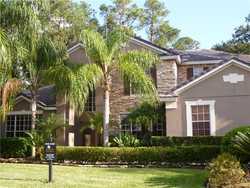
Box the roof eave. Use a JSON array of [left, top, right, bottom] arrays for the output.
[[160, 55, 181, 64]]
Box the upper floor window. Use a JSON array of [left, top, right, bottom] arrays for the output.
[[85, 89, 96, 112], [123, 79, 136, 96], [187, 66, 209, 80], [123, 67, 157, 96], [148, 66, 157, 86]]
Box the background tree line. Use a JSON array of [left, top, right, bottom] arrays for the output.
[[213, 14, 250, 54], [34, 0, 200, 50]]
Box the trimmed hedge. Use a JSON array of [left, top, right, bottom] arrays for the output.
[[57, 145, 220, 164], [0, 137, 31, 158], [151, 136, 223, 146]]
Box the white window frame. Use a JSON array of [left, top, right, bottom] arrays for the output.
[[119, 113, 141, 135], [68, 102, 75, 125], [193, 66, 204, 77], [185, 100, 216, 136], [85, 89, 96, 112], [5, 111, 43, 137], [119, 113, 165, 136], [68, 132, 75, 147]]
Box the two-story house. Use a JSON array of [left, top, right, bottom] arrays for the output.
[[1, 37, 250, 146]]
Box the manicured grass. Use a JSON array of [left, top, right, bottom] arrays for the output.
[[0, 163, 207, 188]]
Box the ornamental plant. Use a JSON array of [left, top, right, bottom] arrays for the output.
[[207, 153, 245, 187]]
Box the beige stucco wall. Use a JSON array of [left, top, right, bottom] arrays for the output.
[[69, 48, 90, 64], [165, 99, 183, 136], [166, 63, 250, 136]]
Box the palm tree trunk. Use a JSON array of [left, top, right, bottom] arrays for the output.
[[103, 88, 110, 146], [31, 94, 37, 157]]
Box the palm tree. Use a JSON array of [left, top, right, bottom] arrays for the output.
[[0, 29, 22, 119], [1, 0, 65, 156], [0, 29, 9, 65], [49, 29, 158, 146], [19, 33, 64, 156], [26, 114, 68, 159]]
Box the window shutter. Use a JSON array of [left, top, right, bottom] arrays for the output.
[[203, 67, 209, 71], [187, 67, 193, 80], [150, 66, 157, 86], [124, 79, 130, 95]]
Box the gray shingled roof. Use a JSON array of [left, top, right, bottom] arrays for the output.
[[132, 36, 175, 55], [167, 49, 250, 64], [20, 85, 56, 107], [67, 36, 175, 56]]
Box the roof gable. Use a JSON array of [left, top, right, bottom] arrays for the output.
[[16, 85, 56, 110], [67, 43, 84, 54], [67, 37, 172, 55], [173, 59, 250, 95]]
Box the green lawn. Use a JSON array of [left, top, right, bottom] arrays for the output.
[[0, 163, 207, 188]]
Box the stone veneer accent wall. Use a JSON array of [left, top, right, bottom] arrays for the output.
[[109, 59, 178, 124], [156, 60, 177, 95], [109, 69, 140, 123], [177, 64, 214, 84]]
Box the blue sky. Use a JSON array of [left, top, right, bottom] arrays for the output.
[[85, 0, 250, 49]]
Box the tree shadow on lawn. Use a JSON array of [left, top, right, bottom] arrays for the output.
[[0, 177, 46, 183], [105, 168, 206, 188], [145, 169, 206, 188]]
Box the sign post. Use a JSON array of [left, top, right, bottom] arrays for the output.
[[44, 137, 56, 183]]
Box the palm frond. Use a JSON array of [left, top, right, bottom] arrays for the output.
[[0, 0, 44, 32], [0, 28, 11, 69], [117, 50, 159, 70], [233, 132, 250, 156], [80, 112, 103, 135], [71, 63, 103, 110], [80, 29, 109, 67], [36, 36, 61, 69], [117, 59, 158, 102], [46, 62, 103, 110], [106, 29, 129, 62], [2, 78, 22, 117]]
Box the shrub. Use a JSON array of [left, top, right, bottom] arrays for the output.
[[56, 145, 220, 164], [151, 136, 222, 146], [207, 153, 245, 187], [233, 131, 250, 162], [26, 114, 68, 159], [0, 137, 31, 158], [221, 126, 250, 160], [113, 134, 140, 147]]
